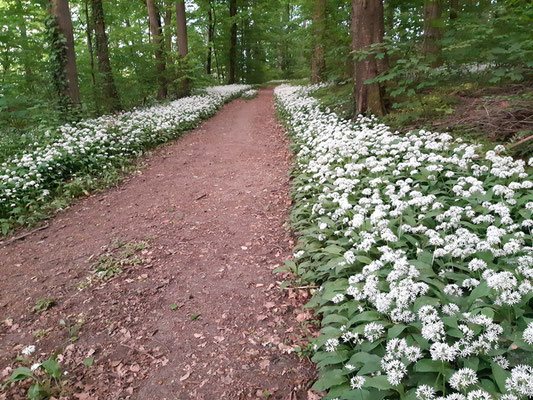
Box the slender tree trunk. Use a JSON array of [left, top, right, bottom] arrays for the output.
[[84, 0, 100, 114], [449, 0, 459, 20], [84, 1, 96, 87], [175, 0, 190, 97], [311, 0, 326, 83], [206, 2, 213, 75], [15, 2, 33, 89], [163, 2, 175, 95], [423, 0, 443, 57], [91, 0, 121, 112], [228, 0, 237, 84], [164, 3, 173, 54], [211, 3, 222, 81], [146, 0, 167, 99], [48, 0, 81, 107], [351, 0, 386, 117]]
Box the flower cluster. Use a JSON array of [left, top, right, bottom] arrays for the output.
[[241, 89, 258, 99], [0, 85, 250, 225], [275, 84, 533, 400]]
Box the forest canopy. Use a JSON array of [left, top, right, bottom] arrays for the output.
[[0, 0, 531, 141]]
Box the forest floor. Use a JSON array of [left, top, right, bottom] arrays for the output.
[[0, 88, 316, 400]]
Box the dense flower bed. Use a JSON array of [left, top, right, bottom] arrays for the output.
[[275, 84, 533, 400], [0, 85, 250, 228]]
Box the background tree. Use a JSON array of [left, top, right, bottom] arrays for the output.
[[146, 0, 167, 99], [206, 1, 214, 75], [311, 0, 326, 83], [423, 0, 444, 58], [48, 0, 81, 109], [175, 0, 190, 97], [351, 0, 386, 116], [91, 0, 121, 112], [228, 0, 238, 83]]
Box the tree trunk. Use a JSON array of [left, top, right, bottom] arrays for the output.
[[91, 0, 121, 112], [48, 0, 81, 107], [206, 2, 213, 75], [175, 0, 190, 97], [15, 2, 33, 89], [146, 0, 167, 100], [228, 0, 237, 84], [449, 0, 459, 20], [423, 0, 443, 57], [311, 0, 326, 83], [351, 0, 386, 117], [164, 3, 173, 54], [83, 0, 100, 114]]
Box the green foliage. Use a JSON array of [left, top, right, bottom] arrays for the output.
[[32, 297, 56, 313], [2, 351, 66, 400], [77, 239, 150, 289]]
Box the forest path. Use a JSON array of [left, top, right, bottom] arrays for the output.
[[0, 88, 315, 400]]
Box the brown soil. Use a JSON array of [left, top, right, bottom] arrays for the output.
[[435, 83, 533, 145], [0, 88, 316, 400]]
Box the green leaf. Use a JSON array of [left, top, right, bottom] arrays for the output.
[[356, 255, 372, 264], [491, 363, 508, 393], [190, 313, 201, 320], [388, 324, 407, 338], [313, 369, 347, 391], [7, 367, 34, 382], [415, 359, 444, 373], [83, 357, 94, 367], [170, 304, 180, 310], [28, 383, 41, 400], [365, 375, 393, 390], [41, 359, 61, 378]]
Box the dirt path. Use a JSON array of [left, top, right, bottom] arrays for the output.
[[0, 88, 315, 400]]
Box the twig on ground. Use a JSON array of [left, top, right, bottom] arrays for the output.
[[283, 285, 319, 290], [507, 134, 533, 150], [0, 224, 50, 247]]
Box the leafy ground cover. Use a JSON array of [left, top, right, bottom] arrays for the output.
[[310, 82, 533, 160], [275, 84, 533, 400], [0, 84, 251, 235]]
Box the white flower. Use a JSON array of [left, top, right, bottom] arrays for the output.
[[332, 294, 345, 304], [493, 355, 510, 369], [324, 338, 339, 352], [364, 322, 384, 342], [30, 363, 41, 371], [468, 259, 487, 272], [449, 368, 478, 390], [350, 375, 365, 389], [505, 365, 533, 397], [416, 385, 436, 400], [21, 345, 36, 356], [430, 342, 457, 362], [523, 322, 533, 345], [466, 390, 492, 400]]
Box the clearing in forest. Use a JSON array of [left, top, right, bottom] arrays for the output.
[[0, 88, 314, 400]]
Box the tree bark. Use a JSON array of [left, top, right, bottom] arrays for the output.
[[164, 3, 173, 54], [146, 0, 167, 99], [175, 0, 190, 97], [449, 0, 459, 20], [311, 0, 326, 83], [91, 0, 121, 112], [228, 0, 237, 84], [423, 0, 443, 57], [83, 0, 99, 114], [15, 2, 33, 89], [48, 0, 81, 107], [206, 2, 213, 75], [351, 0, 386, 117]]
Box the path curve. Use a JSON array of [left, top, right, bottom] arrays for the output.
[[0, 88, 314, 400]]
